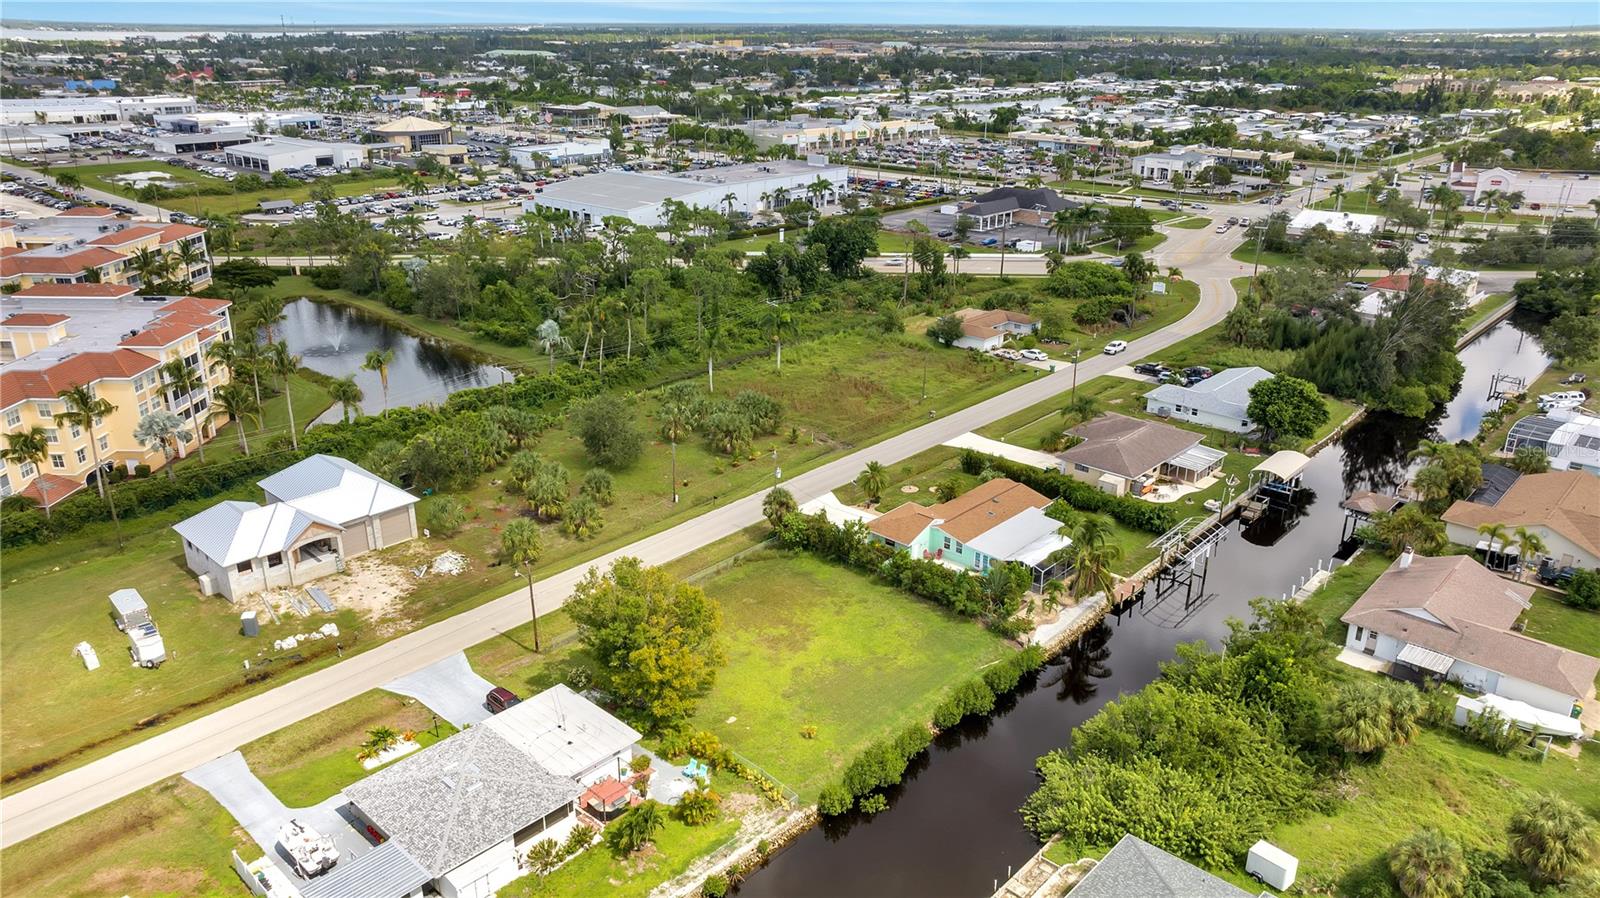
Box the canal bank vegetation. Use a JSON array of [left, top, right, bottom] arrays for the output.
[[1019, 590, 1600, 898]]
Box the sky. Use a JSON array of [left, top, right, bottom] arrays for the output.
[[2, 1, 1597, 31]]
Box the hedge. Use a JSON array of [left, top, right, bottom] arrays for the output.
[[773, 511, 995, 617], [958, 449, 1179, 534]]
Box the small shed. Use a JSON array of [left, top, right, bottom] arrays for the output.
[[1246, 840, 1298, 890], [109, 588, 151, 632], [258, 199, 295, 213]]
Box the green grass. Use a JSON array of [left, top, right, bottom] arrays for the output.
[[0, 775, 248, 898], [687, 550, 1014, 800], [1474, 354, 1600, 452], [1457, 294, 1514, 336], [499, 816, 742, 898], [1255, 726, 1599, 897], [240, 690, 458, 808], [1094, 231, 1167, 254], [1229, 244, 1300, 270], [1519, 590, 1600, 661], [1300, 550, 1395, 643], [64, 159, 418, 217], [1166, 215, 1211, 229], [190, 370, 334, 467]]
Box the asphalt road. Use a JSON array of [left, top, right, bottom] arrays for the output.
[[0, 227, 1245, 848]]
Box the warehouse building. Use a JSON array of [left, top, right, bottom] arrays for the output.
[[223, 136, 369, 173], [0, 95, 196, 125], [510, 139, 612, 168], [522, 157, 847, 227]]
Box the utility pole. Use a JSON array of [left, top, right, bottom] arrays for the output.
[[1070, 348, 1083, 401]]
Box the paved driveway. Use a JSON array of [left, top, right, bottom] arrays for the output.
[[382, 651, 496, 727]]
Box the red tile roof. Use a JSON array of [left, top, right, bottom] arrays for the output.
[[0, 247, 127, 276], [0, 350, 159, 406], [163, 296, 231, 314], [3, 312, 70, 327], [11, 282, 137, 299], [15, 473, 87, 508], [119, 321, 201, 348], [157, 223, 206, 242]]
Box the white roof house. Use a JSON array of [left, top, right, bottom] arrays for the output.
[[260, 455, 418, 525], [173, 500, 338, 566], [1288, 208, 1382, 236], [1144, 366, 1274, 434], [484, 684, 642, 782], [964, 505, 1072, 568]]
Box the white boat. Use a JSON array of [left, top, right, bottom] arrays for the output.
[[277, 819, 339, 877]]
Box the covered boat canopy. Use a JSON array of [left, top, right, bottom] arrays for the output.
[[1252, 450, 1311, 483]]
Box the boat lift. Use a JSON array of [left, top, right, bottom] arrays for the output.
[[1238, 451, 1312, 524]]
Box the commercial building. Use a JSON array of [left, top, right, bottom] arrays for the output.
[[509, 139, 612, 168], [0, 286, 232, 502], [522, 157, 848, 227], [742, 115, 938, 152], [223, 136, 369, 173], [942, 186, 1078, 232], [1342, 552, 1599, 719], [0, 95, 196, 125], [1132, 144, 1294, 181], [1009, 131, 1154, 158], [1287, 208, 1383, 237], [0, 210, 211, 291], [155, 110, 324, 134], [371, 116, 454, 151], [1447, 166, 1600, 208], [173, 455, 419, 601]]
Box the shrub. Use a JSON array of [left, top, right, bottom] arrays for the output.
[[604, 801, 665, 857], [932, 678, 997, 729], [570, 394, 644, 470], [580, 469, 615, 505], [958, 449, 1178, 534], [675, 786, 723, 826], [424, 496, 469, 536], [525, 838, 566, 878], [818, 784, 853, 816], [1562, 569, 1600, 611], [858, 794, 889, 814], [702, 874, 730, 898]]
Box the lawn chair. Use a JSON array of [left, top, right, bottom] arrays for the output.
[[682, 758, 710, 781]]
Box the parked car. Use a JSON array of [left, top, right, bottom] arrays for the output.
[[1132, 361, 1169, 377], [1561, 372, 1587, 385], [1415, 234, 1430, 244], [991, 348, 1022, 360], [1537, 559, 1576, 586], [1343, 281, 1369, 291], [1019, 348, 1049, 361], [1103, 340, 1129, 355], [1181, 365, 1214, 386], [486, 687, 521, 713]]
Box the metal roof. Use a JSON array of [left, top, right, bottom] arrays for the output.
[[171, 500, 325, 566], [258, 455, 417, 525], [1166, 444, 1227, 472], [108, 588, 147, 616], [1144, 367, 1273, 422], [1252, 450, 1311, 482], [964, 506, 1072, 568], [484, 684, 641, 780], [297, 842, 431, 898], [1396, 642, 1456, 675]]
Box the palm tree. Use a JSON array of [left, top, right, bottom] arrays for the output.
[[133, 410, 191, 481], [1048, 207, 1075, 252], [856, 461, 890, 506], [266, 342, 302, 450], [534, 319, 571, 374], [3, 427, 53, 517], [329, 376, 363, 423], [1060, 394, 1099, 427], [762, 301, 799, 371], [363, 349, 395, 410], [127, 246, 171, 289], [212, 383, 259, 455], [160, 358, 208, 461], [53, 385, 116, 500], [699, 298, 726, 392], [1478, 188, 1501, 223], [1508, 794, 1596, 885], [500, 518, 544, 652], [762, 486, 797, 528], [948, 244, 970, 275], [1512, 526, 1548, 579], [1330, 682, 1391, 754], [1476, 522, 1513, 571], [170, 240, 207, 286], [1329, 183, 1347, 212], [1388, 828, 1468, 898], [1068, 517, 1123, 599]]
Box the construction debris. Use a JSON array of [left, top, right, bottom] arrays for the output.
[[272, 622, 341, 652], [431, 551, 469, 576]]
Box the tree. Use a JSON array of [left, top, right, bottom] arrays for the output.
[[580, 468, 615, 505], [1509, 794, 1596, 884], [1408, 441, 1482, 514], [657, 384, 698, 504], [1508, 446, 1550, 474], [856, 461, 890, 505], [159, 358, 207, 462], [565, 557, 724, 728], [1364, 505, 1446, 556], [211, 383, 260, 456], [604, 800, 665, 857], [571, 395, 644, 470], [926, 315, 965, 345], [1247, 375, 1329, 446], [699, 296, 726, 392], [761, 301, 800, 371], [2, 427, 53, 517], [1389, 828, 1468, 898], [1060, 394, 1099, 427], [1513, 526, 1548, 571], [500, 518, 545, 652], [534, 318, 571, 374], [763, 486, 797, 528], [265, 342, 302, 450], [363, 349, 395, 410], [132, 411, 191, 481], [329, 376, 363, 423], [1540, 312, 1600, 368], [562, 494, 604, 539], [53, 385, 116, 501], [1068, 517, 1123, 599]]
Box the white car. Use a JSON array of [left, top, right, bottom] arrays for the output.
[[991, 348, 1022, 360], [1103, 340, 1129, 355], [1019, 348, 1049, 361]]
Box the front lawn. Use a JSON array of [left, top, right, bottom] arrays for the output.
[[688, 550, 1014, 800], [500, 816, 742, 898], [1166, 215, 1211, 229], [1229, 244, 1300, 270]]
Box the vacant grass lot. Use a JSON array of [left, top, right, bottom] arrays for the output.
[[688, 551, 1013, 800], [0, 775, 248, 898], [1519, 590, 1600, 661], [67, 159, 418, 217]]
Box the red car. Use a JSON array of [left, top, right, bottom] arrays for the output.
[[485, 687, 521, 713]]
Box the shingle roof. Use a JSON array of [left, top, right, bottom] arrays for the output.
[[1069, 834, 1256, 898], [1143, 366, 1273, 422], [1342, 554, 1600, 698], [955, 307, 1036, 340], [866, 501, 937, 545], [1442, 471, 1600, 559], [342, 726, 581, 877], [1059, 413, 1203, 479], [866, 478, 1052, 546]]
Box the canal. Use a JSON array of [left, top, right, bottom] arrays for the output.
[[736, 319, 1551, 897], [274, 297, 514, 423]]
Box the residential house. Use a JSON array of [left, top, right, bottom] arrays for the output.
[[950, 307, 1038, 351], [1068, 834, 1264, 898], [1441, 471, 1599, 570], [1505, 408, 1600, 474], [1355, 269, 1480, 324], [1058, 413, 1225, 497], [866, 478, 1072, 589], [1, 288, 232, 502], [1144, 366, 1273, 434], [1341, 552, 1600, 718], [172, 455, 419, 601]]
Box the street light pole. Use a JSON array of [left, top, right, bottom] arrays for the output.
[[1070, 348, 1083, 401]]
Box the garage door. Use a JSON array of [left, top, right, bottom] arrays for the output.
[[341, 522, 371, 556], [378, 508, 412, 547]]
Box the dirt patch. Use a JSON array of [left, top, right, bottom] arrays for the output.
[[722, 792, 761, 817], [84, 866, 209, 895]]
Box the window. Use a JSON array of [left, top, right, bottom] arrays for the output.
[[1074, 463, 1090, 473], [50, 453, 65, 469], [0, 474, 10, 497], [942, 535, 951, 550], [98, 435, 109, 452], [69, 423, 82, 439], [3, 409, 18, 427], [138, 401, 149, 418], [75, 448, 87, 464], [19, 461, 36, 478], [35, 403, 52, 418], [45, 428, 59, 444], [267, 553, 283, 567], [236, 560, 253, 573]]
